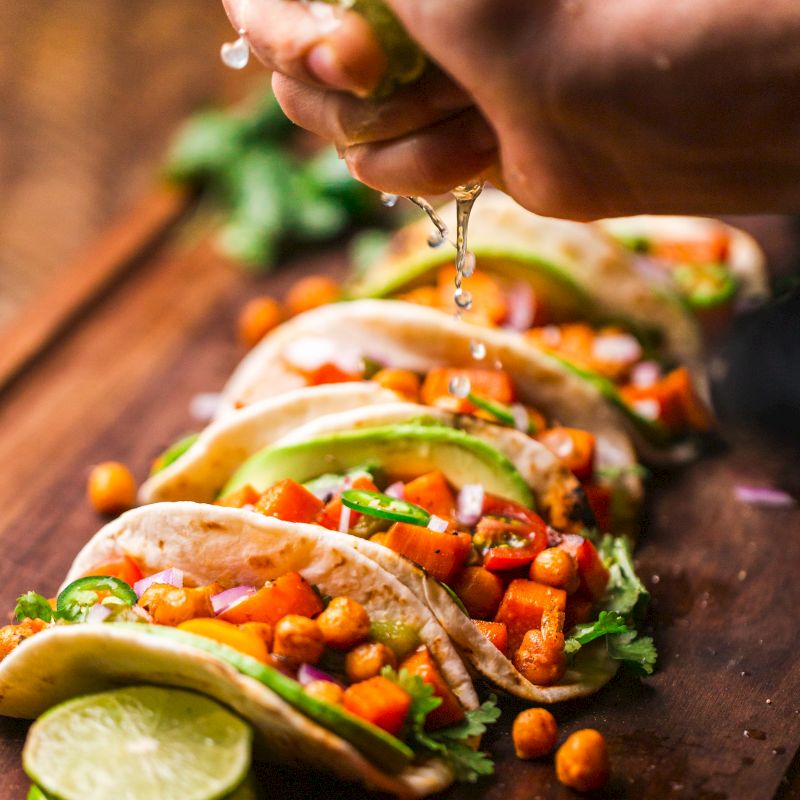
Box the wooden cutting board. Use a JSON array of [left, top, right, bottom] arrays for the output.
[[0, 197, 797, 799]]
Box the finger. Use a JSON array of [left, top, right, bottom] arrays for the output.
[[223, 0, 387, 96], [344, 108, 498, 195], [272, 67, 471, 148]]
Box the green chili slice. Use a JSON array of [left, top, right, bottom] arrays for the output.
[[341, 489, 430, 526], [56, 576, 138, 622], [467, 392, 531, 433]]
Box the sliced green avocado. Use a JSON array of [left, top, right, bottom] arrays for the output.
[[150, 432, 200, 476], [110, 623, 413, 774], [223, 422, 534, 508]]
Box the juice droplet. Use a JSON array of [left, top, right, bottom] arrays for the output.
[[451, 182, 484, 312], [454, 288, 473, 310], [470, 340, 487, 360], [380, 193, 399, 208], [406, 196, 449, 241], [448, 375, 471, 398], [427, 230, 447, 248], [461, 251, 476, 277]]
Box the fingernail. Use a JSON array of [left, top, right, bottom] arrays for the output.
[[306, 43, 361, 93]]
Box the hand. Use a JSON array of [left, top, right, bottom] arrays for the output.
[[224, 0, 800, 218]]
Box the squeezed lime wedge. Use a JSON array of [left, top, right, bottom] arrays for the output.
[[23, 686, 252, 800]]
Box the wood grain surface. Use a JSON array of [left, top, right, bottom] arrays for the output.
[[0, 209, 798, 799]]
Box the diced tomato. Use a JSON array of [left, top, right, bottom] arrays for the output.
[[437, 266, 508, 325], [650, 230, 729, 265], [400, 646, 465, 729], [82, 556, 143, 587], [307, 362, 363, 386], [219, 572, 323, 625], [254, 479, 324, 524], [217, 484, 261, 508], [474, 495, 548, 572], [420, 367, 516, 414], [343, 676, 411, 736], [472, 620, 508, 656], [536, 427, 596, 482], [384, 522, 471, 585], [403, 471, 456, 518], [582, 482, 612, 533], [316, 475, 378, 531], [558, 535, 609, 602], [495, 579, 567, 652], [452, 567, 505, 619], [483, 546, 540, 572]]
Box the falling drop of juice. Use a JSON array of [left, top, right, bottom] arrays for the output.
[[448, 375, 471, 398], [470, 340, 486, 360], [380, 192, 399, 207]]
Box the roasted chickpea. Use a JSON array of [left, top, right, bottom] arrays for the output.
[[304, 679, 344, 705], [316, 597, 371, 650], [285, 275, 340, 317], [531, 548, 579, 594], [237, 296, 284, 348], [0, 618, 46, 660], [138, 584, 216, 626], [87, 461, 137, 515], [372, 369, 421, 400], [345, 642, 397, 683], [513, 629, 567, 686], [512, 708, 558, 759], [239, 622, 273, 651], [273, 615, 325, 664], [556, 729, 610, 792]]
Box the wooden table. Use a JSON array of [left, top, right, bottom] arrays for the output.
[[0, 202, 798, 799]]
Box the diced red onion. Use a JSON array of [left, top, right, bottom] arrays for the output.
[[284, 337, 363, 374], [734, 484, 797, 509], [339, 504, 352, 532], [298, 663, 343, 687], [538, 325, 562, 348], [427, 515, 449, 533], [592, 334, 642, 364], [544, 429, 575, 459], [630, 398, 661, 421], [211, 585, 256, 615], [385, 481, 405, 500], [86, 604, 112, 624], [504, 283, 536, 332], [133, 568, 183, 599], [511, 404, 530, 432], [456, 484, 484, 526], [307, 475, 343, 501], [631, 361, 662, 388]]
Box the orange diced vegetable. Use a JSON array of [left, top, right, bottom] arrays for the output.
[[372, 368, 421, 400], [536, 427, 596, 482], [565, 595, 594, 629], [437, 266, 508, 325], [307, 362, 363, 386], [495, 579, 567, 652], [316, 475, 378, 531], [285, 275, 340, 317], [582, 482, 612, 533], [384, 522, 471, 584], [403, 471, 456, 518], [420, 367, 516, 414], [237, 296, 284, 348], [87, 461, 137, 515], [82, 555, 142, 587], [558, 536, 609, 602], [400, 646, 465, 729], [342, 676, 411, 736], [219, 572, 323, 626], [452, 567, 505, 619], [472, 620, 508, 656], [398, 286, 440, 308], [254, 479, 324, 524], [651, 230, 729, 265], [217, 484, 261, 508], [177, 618, 270, 663]]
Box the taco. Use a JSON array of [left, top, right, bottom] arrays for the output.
[[146, 304, 643, 531], [340, 191, 714, 458], [0, 503, 493, 797], [206, 403, 655, 702]]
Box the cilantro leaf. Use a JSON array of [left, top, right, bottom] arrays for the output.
[[607, 631, 658, 676], [564, 611, 630, 655], [14, 592, 54, 623], [428, 697, 501, 741], [381, 667, 442, 737], [599, 534, 650, 621]]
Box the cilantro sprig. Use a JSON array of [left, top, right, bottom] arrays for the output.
[[14, 592, 56, 623], [382, 667, 499, 783]]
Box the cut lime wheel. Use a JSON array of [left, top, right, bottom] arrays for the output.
[[23, 686, 252, 800]]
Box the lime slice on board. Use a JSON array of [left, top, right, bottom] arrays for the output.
[[23, 686, 252, 800]]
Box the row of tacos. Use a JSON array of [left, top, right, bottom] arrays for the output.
[[0, 196, 766, 796]]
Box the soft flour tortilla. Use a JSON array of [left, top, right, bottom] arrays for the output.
[[596, 214, 769, 310], [256, 404, 621, 701], [0, 503, 481, 798], [346, 188, 702, 366]]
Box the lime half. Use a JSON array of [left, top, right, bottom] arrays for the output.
[[23, 686, 252, 800]]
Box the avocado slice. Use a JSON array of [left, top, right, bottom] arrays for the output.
[[150, 432, 200, 476], [110, 623, 413, 774], [222, 422, 534, 508]]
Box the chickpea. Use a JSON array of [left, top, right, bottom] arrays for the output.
[[87, 462, 137, 515], [273, 615, 325, 664], [345, 642, 397, 683], [532, 548, 579, 594], [0, 618, 46, 660], [372, 369, 421, 400], [237, 296, 284, 348], [285, 275, 340, 317], [316, 597, 371, 650], [555, 729, 610, 792], [512, 708, 558, 759], [239, 622, 273, 651], [513, 629, 567, 686], [138, 584, 216, 626], [304, 679, 344, 705]]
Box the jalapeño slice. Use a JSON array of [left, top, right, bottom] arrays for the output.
[[56, 576, 138, 621], [467, 392, 531, 433], [341, 489, 430, 526]]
